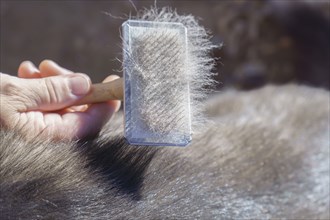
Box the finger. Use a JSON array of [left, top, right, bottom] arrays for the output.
[[102, 75, 121, 112], [18, 73, 91, 112], [39, 60, 73, 77], [53, 75, 121, 139], [18, 61, 41, 78], [66, 105, 89, 112], [47, 101, 116, 140], [54, 104, 89, 114]]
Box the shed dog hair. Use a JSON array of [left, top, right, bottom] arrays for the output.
[[132, 7, 217, 132]]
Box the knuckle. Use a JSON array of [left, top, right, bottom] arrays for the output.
[[0, 74, 30, 111], [43, 78, 59, 103], [0, 75, 21, 96], [43, 77, 68, 104]]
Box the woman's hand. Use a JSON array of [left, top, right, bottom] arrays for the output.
[[0, 60, 120, 141]]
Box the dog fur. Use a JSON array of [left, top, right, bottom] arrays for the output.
[[1, 84, 329, 219]]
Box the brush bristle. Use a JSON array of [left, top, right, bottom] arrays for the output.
[[123, 21, 191, 146], [134, 7, 218, 134], [122, 7, 218, 146], [133, 28, 188, 133]]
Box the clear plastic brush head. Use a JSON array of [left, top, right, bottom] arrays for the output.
[[122, 20, 191, 146]]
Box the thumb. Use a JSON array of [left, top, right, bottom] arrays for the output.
[[20, 73, 91, 111]]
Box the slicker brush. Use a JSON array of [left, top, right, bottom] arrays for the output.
[[76, 7, 217, 146]]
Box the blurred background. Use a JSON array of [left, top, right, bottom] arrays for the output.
[[1, 0, 329, 90]]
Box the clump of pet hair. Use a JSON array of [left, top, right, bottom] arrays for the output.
[[130, 6, 218, 134], [128, 26, 190, 135]]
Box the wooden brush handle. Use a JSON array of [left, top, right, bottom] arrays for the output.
[[75, 78, 123, 105]]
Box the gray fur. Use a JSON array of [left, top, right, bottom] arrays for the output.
[[123, 22, 190, 140], [122, 7, 216, 145], [133, 7, 218, 133], [1, 84, 329, 219]]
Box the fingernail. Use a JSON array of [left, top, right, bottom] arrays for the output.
[[102, 74, 120, 83], [68, 75, 90, 95]]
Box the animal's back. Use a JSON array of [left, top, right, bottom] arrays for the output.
[[0, 84, 329, 219]]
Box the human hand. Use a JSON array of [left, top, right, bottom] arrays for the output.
[[0, 60, 120, 141]]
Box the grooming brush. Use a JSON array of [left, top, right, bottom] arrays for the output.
[[76, 20, 191, 146]]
